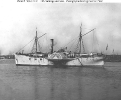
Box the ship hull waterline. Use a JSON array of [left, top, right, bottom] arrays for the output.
[[15, 54, 104, 66]]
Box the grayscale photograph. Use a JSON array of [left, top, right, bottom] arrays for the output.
[[0, 1, 121, 100]]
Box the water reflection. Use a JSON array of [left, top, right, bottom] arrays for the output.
[[49, 67, 83, 100], [0, 63, 121, 100]]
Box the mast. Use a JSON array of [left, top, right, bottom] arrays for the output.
[[35, 28, 38, 53], [78, 24, 95, 54], [17, 28, 47, 54], [79, 25, 82, 53]]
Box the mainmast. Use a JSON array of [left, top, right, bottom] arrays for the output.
[[78, 24, 95, 54], [79, 25, 82, 53]]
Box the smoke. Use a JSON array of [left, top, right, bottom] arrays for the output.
[[0, 2, 121, 54]]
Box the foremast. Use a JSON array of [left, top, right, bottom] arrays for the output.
[[35, 28, 38, 54], [31, 28, 46, 54], [31, 28, 39, 54]]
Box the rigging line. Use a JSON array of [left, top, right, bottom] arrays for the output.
[[17, 33, 47, 53], [92, 30, 94, 52], [31, 41, 36, 53], [17, 37, 35, 53], [82, 39, 85, 53], [75, 39, 80, 53], [28, 41, 33, 53], [27, 40, 32, 53], [94, 29, 100, 51], [37, 33, 47, 40], [82, 28, 96, 37], [63, 36, 79, 48], [38, 41, 41, 52], [69, 38, 77, 51], [45, 34, 49, 52]]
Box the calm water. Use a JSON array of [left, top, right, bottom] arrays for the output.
[[0, 60, 121, 100]]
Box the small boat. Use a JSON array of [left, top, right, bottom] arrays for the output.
[[48, 25, 104, 66], [14, 29, 49, 66]]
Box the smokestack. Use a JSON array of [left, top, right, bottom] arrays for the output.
[[51, 39, 54, 54]]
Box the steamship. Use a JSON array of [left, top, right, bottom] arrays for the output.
[[48, 25, 104, 66], [14, 29, 49, 66]]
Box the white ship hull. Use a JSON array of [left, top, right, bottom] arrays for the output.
[[15, 53, 104, 66], [15, 54, 49, 66], [67, 57, 104, 66]]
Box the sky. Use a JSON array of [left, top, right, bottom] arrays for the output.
[[0, 1, 121, 54]]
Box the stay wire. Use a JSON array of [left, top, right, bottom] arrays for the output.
[[82, 39, 85, 53], [17, 33, 47, 53], [17, 37, 35, 53], [63, 36, 79, 49], [75, 39, 80, 53]]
